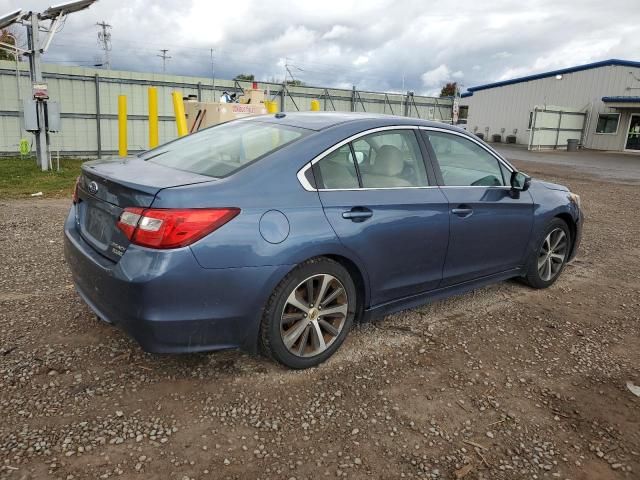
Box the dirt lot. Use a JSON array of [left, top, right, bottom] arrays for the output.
[[1, 159, 639, 480]]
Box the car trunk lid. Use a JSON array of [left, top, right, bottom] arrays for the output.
[[75, 157, 216, 262]]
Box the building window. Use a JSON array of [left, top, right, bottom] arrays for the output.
[[596, 113, 620, 134]]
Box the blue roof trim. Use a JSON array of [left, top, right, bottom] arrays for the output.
[[462, 59, 640, 95], [460, 91, 473, 98], [602, 96, 640, 103]]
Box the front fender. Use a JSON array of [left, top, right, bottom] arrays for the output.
[[527, 183, 582, 265]]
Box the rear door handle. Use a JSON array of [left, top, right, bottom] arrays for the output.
[[342, 207, 373, 222], [451, 206, 473, 217]]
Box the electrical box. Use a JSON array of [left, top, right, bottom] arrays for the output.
[[22, 100, 62, 132], [23, 99, 39, 132], [46, 101, 61, 132]]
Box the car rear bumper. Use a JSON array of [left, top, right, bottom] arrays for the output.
[[63, 208, 290, 354]]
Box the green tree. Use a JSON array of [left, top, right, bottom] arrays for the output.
[[439, 82, 458, 97], [0, 29, 17, 61], [234, 73, 255, 81], [285, 79, 305, 87]]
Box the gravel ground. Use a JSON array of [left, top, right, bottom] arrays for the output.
[[1, 160, 638, 480]]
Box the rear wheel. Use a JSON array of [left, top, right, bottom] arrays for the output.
[[522, 218, 571, 289], [260, 258, 356, 369]]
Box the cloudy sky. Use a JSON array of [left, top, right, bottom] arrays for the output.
[[2, 0, 639, 95]]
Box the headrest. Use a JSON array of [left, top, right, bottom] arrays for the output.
[[372, 145, 404, 176]]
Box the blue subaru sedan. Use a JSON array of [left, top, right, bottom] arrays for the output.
[[64, 113, 582, 369]]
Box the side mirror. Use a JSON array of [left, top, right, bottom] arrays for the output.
[[510, 171, 531, 191]]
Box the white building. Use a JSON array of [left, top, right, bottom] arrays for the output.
[[461, 59, 640, 152]]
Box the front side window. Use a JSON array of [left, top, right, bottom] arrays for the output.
[[424, 131, 506, 187], [353, 130, 428, 188], [596, 113, 620, 134], [139, 120, 308, 178]]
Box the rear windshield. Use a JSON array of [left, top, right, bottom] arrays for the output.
[[139, 120, 309, 178]]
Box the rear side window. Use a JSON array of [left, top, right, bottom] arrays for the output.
[[140, 121, 308, 178], [354, 131, 428, 188], [424, 131, 506, 187], [313, 129, 429, 190], [314, 145, 359, 189]]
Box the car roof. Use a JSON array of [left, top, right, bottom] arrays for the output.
[[244, 111, 460, 132]]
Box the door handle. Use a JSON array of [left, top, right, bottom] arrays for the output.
[[342, 207, 373, 222], [451, 206, 473, 217]]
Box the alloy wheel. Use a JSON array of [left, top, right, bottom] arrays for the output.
[[280, 274, 349, 358], [538, 228, 568, 281]]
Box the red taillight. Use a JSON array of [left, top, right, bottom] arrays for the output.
[[72, 176, 80, 204], [116, 207, 240, 249], [116, 207, 144, 240]]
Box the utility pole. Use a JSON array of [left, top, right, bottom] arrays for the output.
[[25, 12, 49, 170], [284, 57, 290, 84], [0, 1, 98, 171], [158, 49, 170, 74], [96, 21, 111, 70], [284, 57, 303, 85], [284, 57, 297, 84], [3, 32, 23, 138], [210, 48, 215, 101]]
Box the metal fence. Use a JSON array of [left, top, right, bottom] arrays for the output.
[[0, 60, 453, 157]]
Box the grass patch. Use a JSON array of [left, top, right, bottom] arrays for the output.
[[0, 157, 84, 199]]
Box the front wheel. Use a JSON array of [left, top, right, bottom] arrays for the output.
[[522, 218, 571, 289], [260, 258, 356, 369]]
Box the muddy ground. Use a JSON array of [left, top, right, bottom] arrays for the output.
[[0, 159, 638, 480]]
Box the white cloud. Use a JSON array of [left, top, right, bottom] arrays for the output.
[[353, 55, 369, 66], [420, 65, 463, 95], [266, 26, 317, 54], [4, 0, 638, 93], [322, 25, 351, 40], [421, 65, 452, 87], [497, 37, 622, 81], [491, 51, 512, 60]]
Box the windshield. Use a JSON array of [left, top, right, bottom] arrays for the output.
[[139, 120, 309, 178]]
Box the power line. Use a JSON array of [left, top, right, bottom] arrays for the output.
[[96, 21, 111, 70]]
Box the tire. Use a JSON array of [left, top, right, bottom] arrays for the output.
[[260, 257, 357, 369], [522, 218, 571, 289]]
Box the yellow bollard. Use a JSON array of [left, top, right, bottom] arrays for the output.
[[148, 87, 159, 148], [172, 91, 188, 137], [310, 99, 320, 111], [118, 95, 127, 157], [265, 100, 278, 114]]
